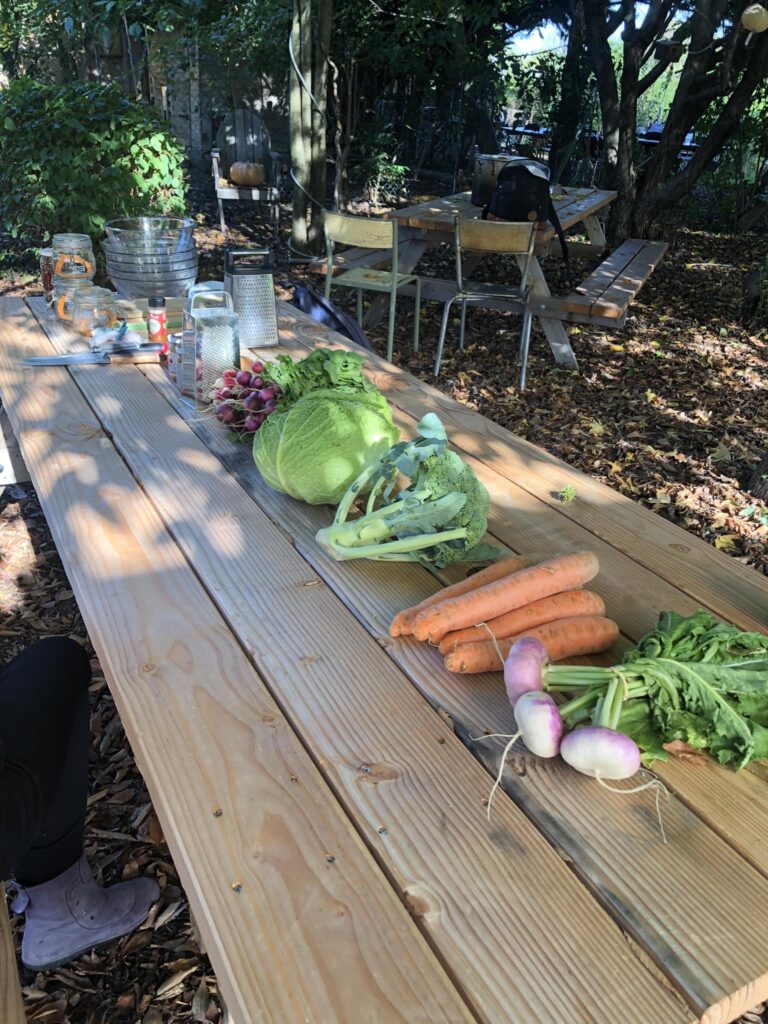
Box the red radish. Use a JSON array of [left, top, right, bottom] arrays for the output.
[[235, 369, 252, 387], [504, 637, 547, 705], [258, 387, 276, 403], [217, 402, 237, 425], [220, 387, 234, 400], [244, 414, 262, 432], [243, 392, 261, 412], [251, 359, 265, 373], [250, 376, 264, 389], [560, 727, 641, 780]]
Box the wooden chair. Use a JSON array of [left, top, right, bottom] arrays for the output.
[[323, 213, 421, 364], [1, 885, 25, 1024], [435, 218, 536, 389], [211, 107, 285, 236]]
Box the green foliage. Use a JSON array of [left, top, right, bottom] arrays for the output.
[[0, 79, 186, 240]]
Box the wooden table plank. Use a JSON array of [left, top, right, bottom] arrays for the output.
[[142, 351, 767, 1024], [66, 362, 692, 1024], [0, 299, 478, 1024], [0, 887, 24, 1024], [591, 240, 668, 318], [229, 319, 768, 1021], [274, 304, 768, 635], [391, 189, 617, 246], [0, 407, 29, 486], [560, 239, 646, 314]]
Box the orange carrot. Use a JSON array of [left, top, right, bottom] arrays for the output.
[[443, 616, 620, 674], [437, 589, 605, 654], [388, 554, 528, 637], [411, 550, 600, 644]]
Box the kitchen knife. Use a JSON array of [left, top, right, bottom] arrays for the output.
[[20, 343, 163, 366]]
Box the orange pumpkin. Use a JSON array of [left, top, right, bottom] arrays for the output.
[[229, 161, 266, 187]]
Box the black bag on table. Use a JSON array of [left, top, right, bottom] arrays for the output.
[[482, 158, 569, 263]]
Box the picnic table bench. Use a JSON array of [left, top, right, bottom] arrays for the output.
[[318, 188, 667, 370], [2, 296, 768, 1024]]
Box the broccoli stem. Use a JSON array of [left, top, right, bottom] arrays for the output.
[[316, 526, 468, 561]]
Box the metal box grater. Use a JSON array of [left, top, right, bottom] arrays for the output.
[[224, 248, 278, 347], [180, 291, 240, 408]]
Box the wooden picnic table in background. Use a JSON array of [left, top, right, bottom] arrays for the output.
[[2, 296, 768, 1023], [381, 188, 666, 371]]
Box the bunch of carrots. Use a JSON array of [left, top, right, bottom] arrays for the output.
[[389, 550, 619, 673]]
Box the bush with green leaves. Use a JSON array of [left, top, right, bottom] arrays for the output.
[[0, 78, 187, 240]]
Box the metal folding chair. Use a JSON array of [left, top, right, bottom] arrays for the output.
[[434, 217, 537, 389], [323, 213, 421, 364]]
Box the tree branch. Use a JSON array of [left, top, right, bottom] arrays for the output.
[[638, 45, 675, 95], [639, 32, 768, 221]]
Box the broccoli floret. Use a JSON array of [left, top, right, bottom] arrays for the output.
[[315, 415, 495, 569]]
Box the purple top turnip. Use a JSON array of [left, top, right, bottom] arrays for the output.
[[504, 636, 548, 705]]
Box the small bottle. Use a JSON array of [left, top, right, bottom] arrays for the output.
[[148, 295, 168, 354]]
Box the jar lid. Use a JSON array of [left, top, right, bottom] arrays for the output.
[[149, 296, 166, 307]]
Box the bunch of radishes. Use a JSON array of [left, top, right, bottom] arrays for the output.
[[211, 360, 281, 438], [504, 637, 641, 779]]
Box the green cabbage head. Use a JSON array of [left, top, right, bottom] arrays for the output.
[[252, 388, 399, 505]]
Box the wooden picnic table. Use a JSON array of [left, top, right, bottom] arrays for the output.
[[2, 295, 768, 1024]]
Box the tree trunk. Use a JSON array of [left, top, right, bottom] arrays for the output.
[[289, 0, 312, 256], [548, 2, 586, 183], [307, 0, 333, 254], [633, 32, 768, 234]]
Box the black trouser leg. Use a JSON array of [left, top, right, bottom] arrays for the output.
[[0, 638, 92, 885]]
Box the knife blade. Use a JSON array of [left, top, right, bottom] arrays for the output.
[[20, 343, 163, 367]]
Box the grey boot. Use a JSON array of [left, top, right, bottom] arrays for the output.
[[15, 855, 159, 971]]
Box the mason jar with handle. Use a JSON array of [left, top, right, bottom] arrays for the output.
[[54, 278, 96, 322], [72, 287, 118, 338], [52, 233, 96, 281]]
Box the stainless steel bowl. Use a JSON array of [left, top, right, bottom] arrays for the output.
[[104, 217, 195, 247]]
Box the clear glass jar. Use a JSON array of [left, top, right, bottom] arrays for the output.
[[72, 286, 118, 337], [39, 247, 55, 303], [54, 278, 96, 322], [52, 233, 95, 280]]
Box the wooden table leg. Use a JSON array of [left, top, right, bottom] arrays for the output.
[[518, 256, 579, 369], [583, 214, 607, 246], [0, 885, 25, 1024]]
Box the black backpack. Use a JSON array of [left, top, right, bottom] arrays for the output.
[[482, 159, 568, 263]]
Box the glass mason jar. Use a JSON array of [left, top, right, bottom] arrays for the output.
[[72, 286, 118, 338], [52, 233, 95, 280], [39, 247, 55, 304], [54, 278, 96, 322]]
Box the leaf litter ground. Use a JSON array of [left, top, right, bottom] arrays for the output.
[[1, 178, 766, 1022]]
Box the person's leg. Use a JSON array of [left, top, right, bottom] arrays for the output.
[[0, 637, 158, 970], [0, 637, 91, 885]]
